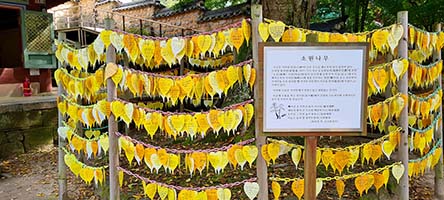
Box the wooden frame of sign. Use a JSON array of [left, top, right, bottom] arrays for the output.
[[257, 42, 369, 137]]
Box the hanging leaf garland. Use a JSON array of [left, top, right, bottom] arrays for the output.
[[63, 148, 107, 185], [108, 61, 254, 101], [408, 139, 442, 177], [408, 60, 443, 88], [117, 134, 257, 175], [260, 19, 404, 61], [55, 20, 251, 71], [270, 162, 403, 199], [58, 123, 109, 158], [367, 93, 406, 128], [264, 128, 401, 173], [367, 59, 408, 95], [119, 166, 257, 200]]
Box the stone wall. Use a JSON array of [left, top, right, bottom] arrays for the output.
[[50, 0, 248, 37], [201, 16, 246, 32], [155, 10, 202, 36], [113, 7, 157, 33], [0, 108, 57, 158], [95, 2, 119, 27]]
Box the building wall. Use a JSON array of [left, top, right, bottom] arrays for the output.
[[96, 2, 118, 27], [50, 0, 247, 36], [0, 2, 53, 97], [114, 6, 157, 32], [154, 10, 203, 36], [201, 16, 246, 32]]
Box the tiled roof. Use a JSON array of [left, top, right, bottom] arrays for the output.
[[198, 3, 249, 22], [96, 0, 121, 6], [309, 17, 347, 33], [153, 1, 205, 19], [112, 0, 163, 11]]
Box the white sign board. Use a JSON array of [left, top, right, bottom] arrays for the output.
[[260, 43, 368, 135]]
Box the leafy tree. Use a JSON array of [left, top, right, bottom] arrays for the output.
[[313, 0, 444, 32], [374, 0, 444, 31], [204, 0, 247, 10], [260, 0, 317, 28]]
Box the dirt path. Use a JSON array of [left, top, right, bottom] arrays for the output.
[[0, 145, 97, 200]]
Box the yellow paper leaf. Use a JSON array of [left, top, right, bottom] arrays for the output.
[[354, 174, 374, 196], [291, 179, 304, 200], [242, 145, 258, 168], [258, 22, 269, 42], [144, 183, 157, 200], [392, 163, 405, 184], [79, 167, 94, 184], [230, 28, 244, 52], [373, 173, 385, 193], [267, 143, 280, 164], [268, 21, 285, 42], [271, 181, 281, 200], [235, 148, 247, 170], [336, 179, 345, 198]]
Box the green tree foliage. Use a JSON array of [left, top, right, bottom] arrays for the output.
[[375, 0, 444, 31], [313, 0, 444, 32], [160, 0, 247, 10], [204, 0, 247, 10]]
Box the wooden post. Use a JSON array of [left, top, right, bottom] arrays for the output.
[[304, 33, 319, 200], [57, 32, 68, 200], [105, 18, 120, 200], [397, 11, 409, 200], [251, 3, 268, 199], [304, 136, 317, 200], [433, 23, 444, 200], [122, 16, 125, 32], [140, 19, 143, 35], [179, 58, 185, 112], [74, 41, 85, 162]]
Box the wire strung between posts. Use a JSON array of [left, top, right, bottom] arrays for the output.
[[408, 23, 443, 34], [264, 18, 400, 36], [118, 166, 256, 191], [61, 121, 108, 142], [409, 138, 442, 163], [118, 59, 253, 79], [407, 58, 442, 69], [408, 85, 442, 101], [269, 162, 402, 183], [60, 94, 97, 108], [367, 92, 402, 107], [61, 147, 108, 170], [368, 58, 406, 71], [114, 97, 254, 116], [267, 127, 402, 151], [408, 111, 441, 133], [115, 131, 255, 154], [57, 64, 106, 81]]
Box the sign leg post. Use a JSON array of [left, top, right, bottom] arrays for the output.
[[304, 136, 318, 200]]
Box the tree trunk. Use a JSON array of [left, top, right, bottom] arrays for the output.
[[262, 0, 317, 28], [353, 0, 360, 32], [359, 0, 370, 32]]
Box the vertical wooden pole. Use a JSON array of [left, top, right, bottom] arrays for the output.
[[304, 136, 317, 200], [179, 58, 185, 112], [397, 11, 409, 200], [57, 32, 68, 200], [74, 41, 85, 162], [105, 18, 120, 200], [251, 3, 268, 200], [304, 33, 319, 200], [433, 23, 444, 200]]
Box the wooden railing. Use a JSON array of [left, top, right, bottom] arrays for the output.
[[50, 5, 199, 37]]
